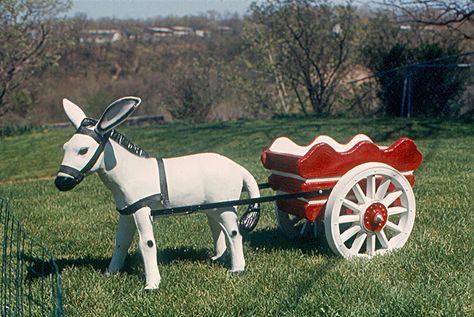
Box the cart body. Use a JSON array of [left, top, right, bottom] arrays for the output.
[[261, 134, 422, 257]]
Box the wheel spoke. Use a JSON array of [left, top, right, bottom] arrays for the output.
[[352, 183, 367, 204], [366, 234, 376, 256], [388, 206, 407, 216], [276, 209, 312, 240], [366, 175, 376, 199], [340, 225, 361, 243], [342, 199, 363, 213], [383, 190, 403, 207], [350, 232, 367, 254], [376, 178, 391, 200], [376, 230, 389, 249], [299, 221, 308, 237], [338, 214, 359, 224], [385, 221, 403, 234]]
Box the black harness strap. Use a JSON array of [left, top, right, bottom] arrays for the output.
[[58, 165, 84, 182], [117, 194, 163, 215], [116, 158, 170, 215], [58, 129, 110, 181], [76, 124, 109, 144], [157, 158, 170, 208]]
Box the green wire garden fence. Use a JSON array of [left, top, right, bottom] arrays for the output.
[[0, 197, 63, 316]]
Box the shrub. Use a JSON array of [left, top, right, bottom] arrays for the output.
[[364, 42, 470, 117]]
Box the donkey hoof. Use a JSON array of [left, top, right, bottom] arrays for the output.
[[230, 268, 245, 275], [144, 284, 160, 292], [211, 253, 225, 261], [104, 269, 114, 277], [105, 267, 120, 276]]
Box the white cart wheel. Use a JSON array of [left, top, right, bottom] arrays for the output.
[[275, 197, 314, 239], [324, 162, 416, 258]]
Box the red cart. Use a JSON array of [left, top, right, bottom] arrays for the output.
[[261, 134, 422, 258]]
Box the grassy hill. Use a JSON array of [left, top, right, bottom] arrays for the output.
[[0, 117, 473, 316]]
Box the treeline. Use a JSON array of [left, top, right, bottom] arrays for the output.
[[1, 0, 472, 126]]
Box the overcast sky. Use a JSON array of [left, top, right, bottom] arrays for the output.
[[70, 0, 257, 19]]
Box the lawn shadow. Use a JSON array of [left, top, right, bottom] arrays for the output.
[[22, 225, 334, 281], [368, 122, 415, 143], [276, 259, 336, 313], [22, 254, 112, 280], [22, 246, 228, 281], [245, 227, 339, 313], [244, 227, 334, 257], [157, 246, 224, 267], [373, 119, 474, 141], [114, 246, 226, 272], [363, 120, 445, 178]]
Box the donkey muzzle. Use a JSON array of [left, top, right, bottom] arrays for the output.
[[54, 175, 81, 191], [55, 165, 84, 191]]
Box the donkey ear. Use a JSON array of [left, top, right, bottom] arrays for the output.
[[95, 96, 141, 134], [63, 98, 87, 129]]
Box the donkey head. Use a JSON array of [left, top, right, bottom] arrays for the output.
[[55, 97, 141, 191]]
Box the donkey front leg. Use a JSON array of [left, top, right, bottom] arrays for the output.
[[133, 207, 160, 290], [107, 214, 136, 274]]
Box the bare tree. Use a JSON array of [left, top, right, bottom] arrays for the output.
[[249, 0, 359, 114], [243, 19, 291, 113], [166, 56, 223, 121], [376, 0, 474, 39], [0, 0, 71, 116]]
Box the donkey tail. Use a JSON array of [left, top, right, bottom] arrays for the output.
[[239, 167, 261, 233], [241, 167, 260, 201]]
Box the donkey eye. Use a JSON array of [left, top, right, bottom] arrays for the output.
[[78, 147, 89, 155]]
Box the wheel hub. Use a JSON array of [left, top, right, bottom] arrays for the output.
[[363, 202, 388, 232]]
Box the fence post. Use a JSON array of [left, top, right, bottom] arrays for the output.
[[401, 67, 408, 117], [407, 66, 412, 118]]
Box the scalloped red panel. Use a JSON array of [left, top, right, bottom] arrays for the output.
[[262, 137, 422, 178]]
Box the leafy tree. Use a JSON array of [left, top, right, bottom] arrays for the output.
[[361, 14, 469, 117], [0, 0, 71, 117]]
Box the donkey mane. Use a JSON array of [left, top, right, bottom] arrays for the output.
[[110, 130, 150, 158], [81, 117, 150, 158]]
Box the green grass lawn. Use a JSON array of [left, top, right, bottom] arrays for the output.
[[0, 117, 473, 316]]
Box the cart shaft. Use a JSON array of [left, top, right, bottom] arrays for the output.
[[150, 184, 330, 217]]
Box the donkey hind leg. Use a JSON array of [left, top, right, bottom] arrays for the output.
[[133, 207, 161, 290], [207, 214, 227, 261], [214, 208, 245, 273], [107, 214, 136, 274]]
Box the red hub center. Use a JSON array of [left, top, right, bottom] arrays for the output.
[[363, 203, 388, 232]]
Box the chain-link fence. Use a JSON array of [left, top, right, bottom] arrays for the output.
[[349, 52, 474, 118], [0, 197, 63, 316]]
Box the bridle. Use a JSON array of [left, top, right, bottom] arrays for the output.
[[58, 118, 111, 183]]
